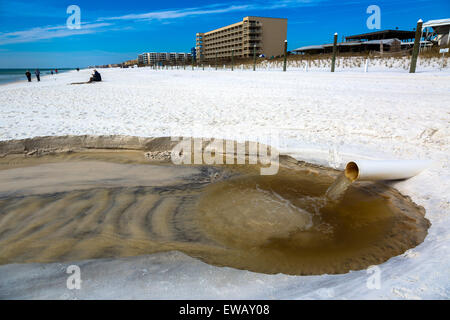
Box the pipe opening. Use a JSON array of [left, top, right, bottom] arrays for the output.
[[345, 161, 359, 181]]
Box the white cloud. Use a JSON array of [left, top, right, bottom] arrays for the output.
[[100, 5, 251, 21], [0, 22, 112, 45], [100, 1, 323, 22]]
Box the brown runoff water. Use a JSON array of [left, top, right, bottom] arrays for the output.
[[0, 150, 430, 275]]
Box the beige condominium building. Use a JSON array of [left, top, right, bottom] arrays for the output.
[[196, 16, 287, 61]]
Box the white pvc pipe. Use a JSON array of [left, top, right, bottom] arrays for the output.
[[344, 160, 432, 181]]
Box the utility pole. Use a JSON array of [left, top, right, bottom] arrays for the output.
[[410, 19, 423, 73], [331, 32, 338, 72], [253, 44, 257, 71], [283, 40, 288, 72]]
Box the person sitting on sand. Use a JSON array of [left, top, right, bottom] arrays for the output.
[[88, 70, 102, 82], [25, 70, 32, 82], [70, 69, 102, 85]]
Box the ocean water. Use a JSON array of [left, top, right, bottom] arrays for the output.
[[0, 68, 75, 85]]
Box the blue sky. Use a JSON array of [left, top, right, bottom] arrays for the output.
[[0, 0, 448, 68]]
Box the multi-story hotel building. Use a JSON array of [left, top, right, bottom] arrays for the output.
[[196, 16, 287, 61], [138, 52, 192, 65]]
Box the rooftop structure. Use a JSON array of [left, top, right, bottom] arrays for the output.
[[293, 39, 405, 55], [294, 29, 419, 55], [345, 29, 416, 42], [422, 18, 450, 47]]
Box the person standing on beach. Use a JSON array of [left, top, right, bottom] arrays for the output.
[[51, 70, 54, 75], [25, 70, 32, 82], [35, 69, 40, 82], [55, 69, 58, 74]]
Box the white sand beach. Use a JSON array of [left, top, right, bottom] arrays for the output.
[[0, 65, 449, 299]]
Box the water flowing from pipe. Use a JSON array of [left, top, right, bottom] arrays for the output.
[[325, 172, 353, 203]]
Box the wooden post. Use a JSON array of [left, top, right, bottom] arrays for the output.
[[410, 19, 423, 73], [331, 33, 338, 72], [441, 50, 446, 69], [283, 40, 288, 72], [253, 44, 257, 71], [231, 49, 234, 71]]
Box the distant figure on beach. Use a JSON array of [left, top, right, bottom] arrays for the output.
[[77, 68, 80, 72], [25, 70, 32, 82], [51, 70, 54, 75], [35, 69, 40, 82], [70, 69, 102, 85], [89, 69, 102, 82], [55, 69, 58, 74]]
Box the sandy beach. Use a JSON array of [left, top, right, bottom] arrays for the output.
[[0, 65, 449, 299]]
